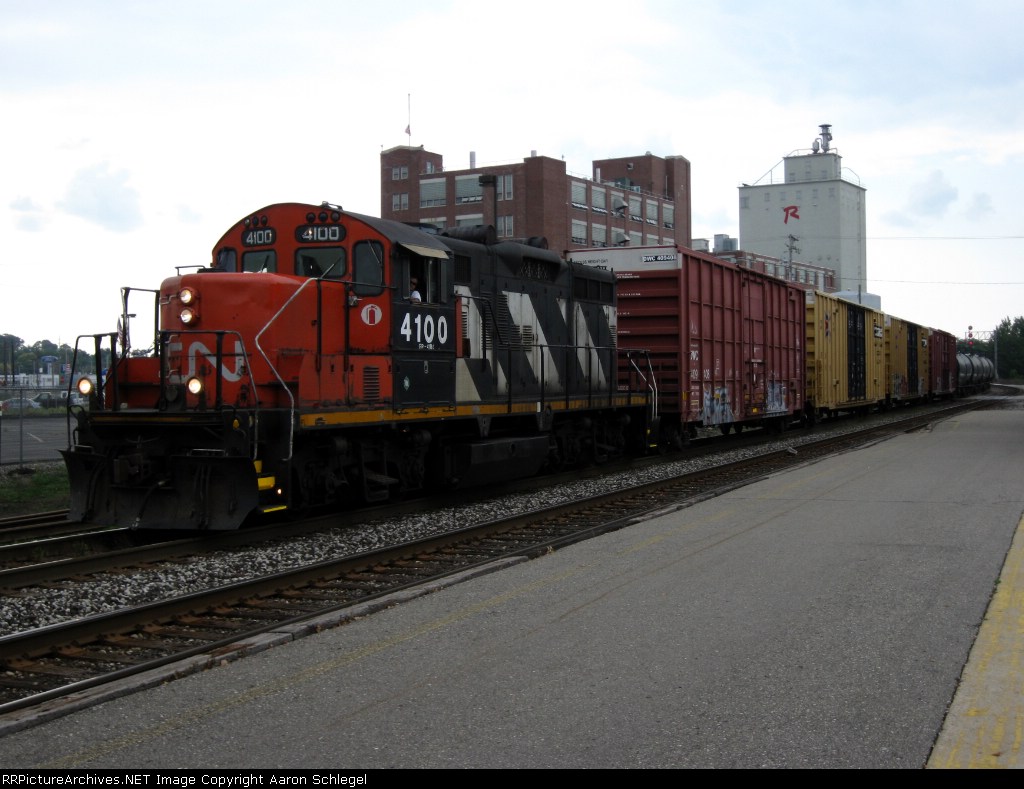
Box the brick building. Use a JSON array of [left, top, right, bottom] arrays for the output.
[[380, 146, 692, 255]]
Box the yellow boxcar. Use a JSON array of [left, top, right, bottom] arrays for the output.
[[805, 291, 886, 417], [885, 314, 928, 404]]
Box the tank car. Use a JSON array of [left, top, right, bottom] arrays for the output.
[[957, 352, 995, 395], [62, 202, 654, 531], [804, 291, 886, 419], [571, 245, 804, 446]]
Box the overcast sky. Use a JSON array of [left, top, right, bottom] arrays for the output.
[[2, 0, 1022, 348]]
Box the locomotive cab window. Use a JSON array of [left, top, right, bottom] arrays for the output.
[[242, 250, 276, 273], [412, 258, 442, 303], [353, 241, 385, 296], [398, 244, 449, 304], [294, 248, 346, 280], [215, 247, 237, 272]]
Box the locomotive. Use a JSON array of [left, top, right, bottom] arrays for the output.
[[62, 202, 656, 531]]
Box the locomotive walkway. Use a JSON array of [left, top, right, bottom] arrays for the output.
[[0, 400, 1022, 768]]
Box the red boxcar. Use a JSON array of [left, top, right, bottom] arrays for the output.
[[571, 246, 804, 445], [928, 327, 958, 399]]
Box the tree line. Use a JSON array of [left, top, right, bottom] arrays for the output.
[[0, 335, 99, 382]]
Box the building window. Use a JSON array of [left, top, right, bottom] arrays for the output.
[[497, 174, 513, 200], [456, 175, 483, 204], [497, 215, 514, 237], [739, 197, 749, 210], [420, 178, 446, 208], [663, 204, 675, 229], [571, 181, 587, 209], [629, 230, 642, 246], [646, 199, 658, 225], [391, 193, 409, 211], [571, 219, 587, 245], [456, 213, 483, 227], [764, 192, 771, 203], [592, 224, 607, 247], [629, 196, 641, 221], [391, 166, 408, 180], [592, 187, 606, 213]]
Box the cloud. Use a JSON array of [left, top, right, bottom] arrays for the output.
[[10, 195, 41, 211], [10, 195, 46, 232], [908, 170, 959, 218], [58, 162, 143, 232], [883, 170, 961, 227], [175, 204, 203, 224], [963, 192, 994, 221], [14, 215, 46, 232]]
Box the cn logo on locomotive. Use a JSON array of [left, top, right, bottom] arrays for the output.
[[361, 303, 383, 326]]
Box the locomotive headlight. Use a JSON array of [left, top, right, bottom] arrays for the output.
[[179, 287, 196, 305], [180, 306, 197, 325], [186, 377, 204, 396], [77, 377, 93, 396]]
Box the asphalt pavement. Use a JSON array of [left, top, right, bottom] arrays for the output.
[[0, 405, 1021, 767]]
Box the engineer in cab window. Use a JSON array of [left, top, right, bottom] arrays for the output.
[[409, 278, 422, 303]]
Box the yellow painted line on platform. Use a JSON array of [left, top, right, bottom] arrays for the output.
[[928, 513, 1024, 769]]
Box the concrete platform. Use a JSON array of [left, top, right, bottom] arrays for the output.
[[0, 406, 1022, 768]]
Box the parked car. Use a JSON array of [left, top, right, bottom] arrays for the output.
[[1, 397, 43, 413], [30, 392, 59, 408]]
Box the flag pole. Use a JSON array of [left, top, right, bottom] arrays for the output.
[[406, 94, 411, 144]]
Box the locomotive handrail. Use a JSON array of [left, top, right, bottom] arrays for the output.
[[120, 286, 161, 360], [254, 276, 327, 462], [251, 262, 345, 462], [624, 348, 659, 420]]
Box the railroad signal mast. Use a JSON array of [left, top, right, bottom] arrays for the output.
[[964, 325, 999, 378]]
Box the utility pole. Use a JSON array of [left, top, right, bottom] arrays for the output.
[[785, 234, 800, 281]]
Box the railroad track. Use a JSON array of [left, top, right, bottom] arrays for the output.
[[0, 397, 969, 583], [0, 398, 988, 732], [0, 511, 83, 547]]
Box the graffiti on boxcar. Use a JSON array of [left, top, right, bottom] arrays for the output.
[[765, 381, 788, 414], [700, 385, 735, 426]]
